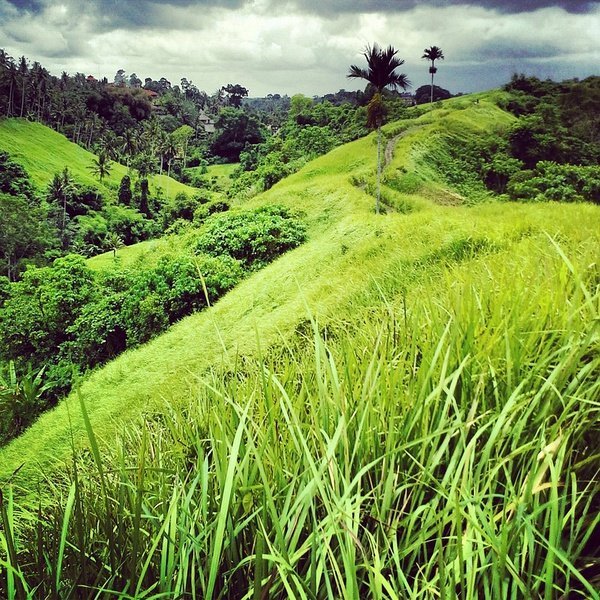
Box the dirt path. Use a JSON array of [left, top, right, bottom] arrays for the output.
[[383, 126, 421, 168]]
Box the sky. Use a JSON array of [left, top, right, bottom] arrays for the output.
[[1, 0, 599, 97]]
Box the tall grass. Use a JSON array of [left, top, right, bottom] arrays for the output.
[[1, 240, 598, 598]]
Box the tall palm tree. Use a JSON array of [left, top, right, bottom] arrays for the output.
[[18, 56, 28, 118], [422, 46, 444, 104], [348, 43, 410, 214], [47, 167, 75, 248], [7, 63, 18, 117]]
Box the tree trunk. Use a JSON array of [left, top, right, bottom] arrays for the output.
[[376, 125, 382, 214], [5, 252, 15, 282], [62, 194, 67, 248], [8, 80, 13, 116], [430, 68, 434, 104], [20, 80, 26, 117]]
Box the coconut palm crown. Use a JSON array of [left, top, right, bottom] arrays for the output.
[[348, 43, 410, 213], [348, 43, 411, 95], [422, 46, 444, 103]]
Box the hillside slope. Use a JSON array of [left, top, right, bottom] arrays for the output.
[[1, 93, 597, 483], [0, 118, 197, 199]]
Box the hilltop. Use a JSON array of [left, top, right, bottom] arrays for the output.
[[0, 93, 599, 597]]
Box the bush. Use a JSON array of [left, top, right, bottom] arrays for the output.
[[193, 205, 307, 269], [193, 199, 231, 225], [508, 161, 600, 203]]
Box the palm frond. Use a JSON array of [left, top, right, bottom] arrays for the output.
[[422, 46, 445, 61], [348, 65, 369, 80]]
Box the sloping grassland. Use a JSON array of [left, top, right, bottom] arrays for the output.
[[0, 118, 197, 199]]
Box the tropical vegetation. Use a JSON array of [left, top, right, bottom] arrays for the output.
[[422, 46, 445, 104], [0, 45, 598, 599]]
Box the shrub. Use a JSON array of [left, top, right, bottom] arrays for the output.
[[508, 161, 600, 203], [193, 199, 231, 225], [193, 205, 307, 269]]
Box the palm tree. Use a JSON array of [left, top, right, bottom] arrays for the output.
[[7, 63, 18, 117], [47, 168, 75, 248], [348, 43, 410, 214], [89, 152, 112, 182], [18, 56, 28, 118], [422, 46, 444, 104], [104, 232, 124, 257]]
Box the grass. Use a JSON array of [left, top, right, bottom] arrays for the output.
[[0, 118, 198, 200], [0, 92, 599, 597], [86, 234, 192, 271], [205, 162, 239, 178], [2, 232, 599, 598]]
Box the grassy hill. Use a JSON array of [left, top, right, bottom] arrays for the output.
[[0, 118, 198, 199], [1, 95, 599, 597]]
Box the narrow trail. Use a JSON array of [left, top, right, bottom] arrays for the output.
[[383, 126, 421, 168]]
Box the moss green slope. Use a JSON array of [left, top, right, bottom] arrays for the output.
[[1, 95, 599, 489], [0, 118, 198, 199]]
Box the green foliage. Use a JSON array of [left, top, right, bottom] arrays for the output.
[[103, 204, 154, 245], [420, 134, 492, 202], [2, 239, 599, 597], [0, 255, 96, 398], [71, 211, 109, 256], [508, 161, 600, 203], [118, 174, 133, 205], [0, 150, 36, 200], [193, 205, 307, 269], [1, 84, 599, 596], [192, 198, 231, 224], [67, 293, 127, 368], [503, 75, 599, 167], [415, 84, 451, 104], [210, 107, 265, 162], [0, 202, 306, 432], [160, 191, 201, 229], [0, 193, 53, 280], [0, 361, 49, 444]]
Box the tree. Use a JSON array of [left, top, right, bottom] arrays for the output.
[[118, 175, 133, 206], [104, 232, 124, 257], [114, 69, 126, 86], [171, 124, 194, 168], [18, 55, 28, 118], [348, 43, 410, 213], [89, 152, 112, 182], [414, 84, 451, 105], [0, 193, 51, 281], [210, 108, 264, 162], [47, 167, 76, 248], [6, 62, 18, 117], [422, 46, 444, 105], [221, 83, 249, 108]]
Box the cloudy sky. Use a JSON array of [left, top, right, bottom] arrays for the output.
[[1, 0, 599, 97]]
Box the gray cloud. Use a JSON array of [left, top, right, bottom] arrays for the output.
[[6, 0, 245, 28], [1, 0, 598, 96], [277, 0, 597, 15]]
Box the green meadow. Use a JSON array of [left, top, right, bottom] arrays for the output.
[[0, 95, 598, 598]]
